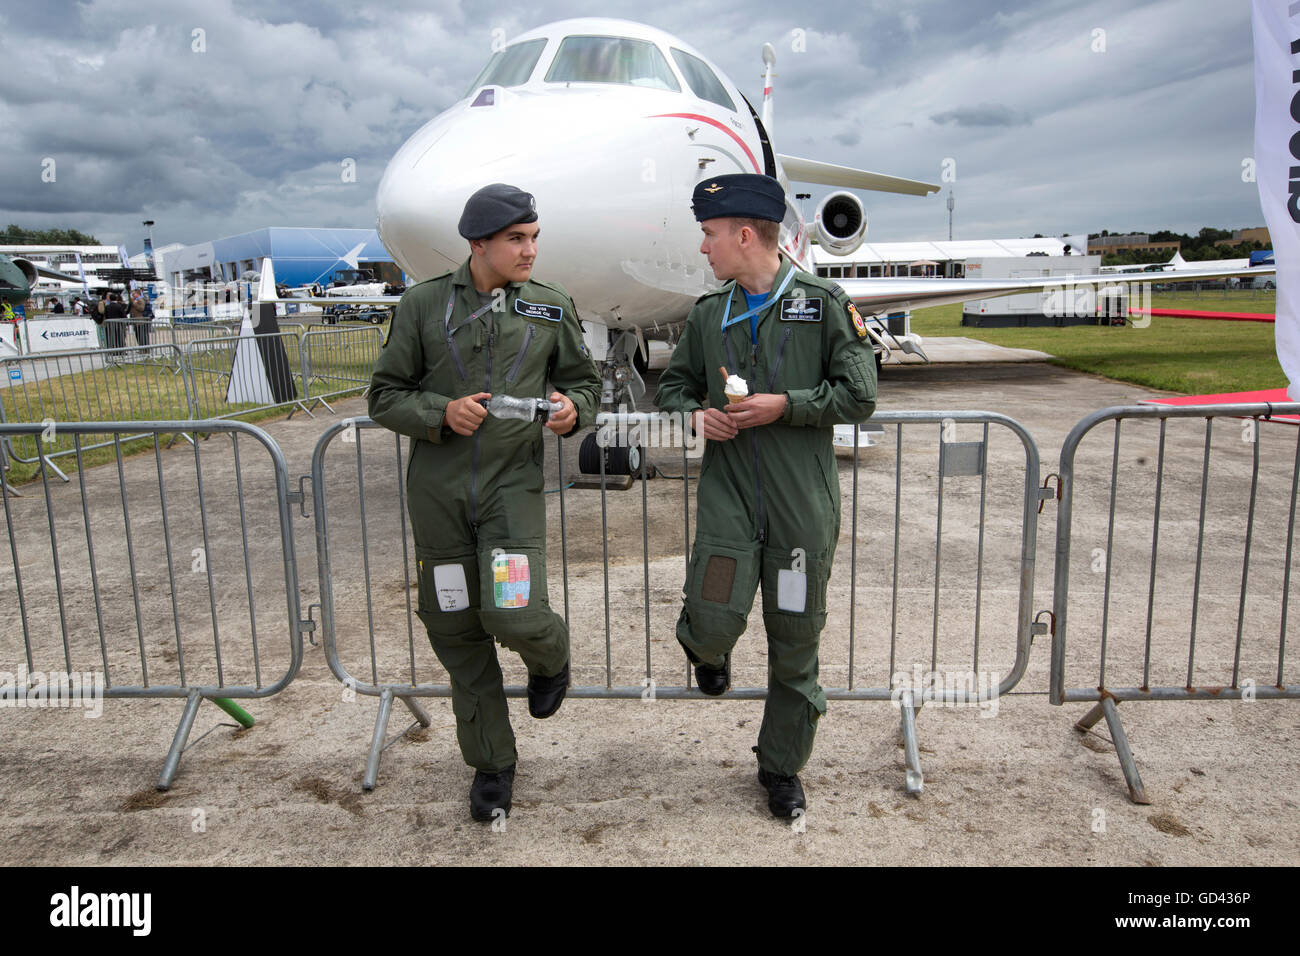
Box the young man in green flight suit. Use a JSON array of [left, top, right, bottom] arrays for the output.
[[369, 183, 600, 822], [655, 173, 877, 818]]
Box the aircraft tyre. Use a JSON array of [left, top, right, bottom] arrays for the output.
[[578, 432, 651, 477]]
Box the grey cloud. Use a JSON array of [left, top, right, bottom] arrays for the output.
[[930, 104, 1032, 127]]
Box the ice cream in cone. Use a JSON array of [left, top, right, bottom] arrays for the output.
[[724, 373, 749, 404]]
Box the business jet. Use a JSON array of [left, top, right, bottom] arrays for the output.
[[256, 17, 1270, 461]]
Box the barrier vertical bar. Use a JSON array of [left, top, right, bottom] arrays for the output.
[[73, 434, 111, 683], [1187, 418, 1213, 685], [148, 435, 181, 686]]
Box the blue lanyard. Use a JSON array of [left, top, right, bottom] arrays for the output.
[[720, 267, 795, 333]]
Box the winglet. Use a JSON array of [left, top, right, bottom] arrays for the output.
[[256, 257, 278, 302]]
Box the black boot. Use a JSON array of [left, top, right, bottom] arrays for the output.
[[470, 764, 516, 822], [527, 661, 569, 719], [757, 766, 807, 818], [693, 654, 731, 696], [679, 638, 730, 696]]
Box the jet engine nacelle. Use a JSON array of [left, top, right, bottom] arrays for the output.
[[10, 258, 40, 287], [813, 191, 868, 256]]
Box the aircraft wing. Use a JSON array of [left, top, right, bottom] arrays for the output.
[[777, 155, 940, 196], [269, 295, 401, 307], [10, 258, 86, 286], [252, 257, 399, 307], [837, 265, 1277, 315]]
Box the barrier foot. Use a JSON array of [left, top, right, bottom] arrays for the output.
[[1076, 698, 1150, 805], [157, 689, 203, 792], [362, 688, 395, 792], [314, 397, 336, 415], [41, 455, 70, 483], [899, 690, 924, 796], [213, 697, 254, 728], [399, 694, 431, 727]]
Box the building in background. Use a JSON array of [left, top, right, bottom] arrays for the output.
[[165, 227, 400, 293], [812, 235, 1090, 279]]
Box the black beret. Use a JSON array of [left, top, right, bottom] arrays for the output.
[[691, 174, 786, 223], [458, 183, 538, 240]]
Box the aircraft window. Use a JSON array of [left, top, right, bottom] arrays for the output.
[[670, 49, 736, 111], [465, 39, 547, 96], [545, 35, 681, 91]]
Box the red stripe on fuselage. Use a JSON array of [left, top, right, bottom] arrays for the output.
[[649, 113, 761, 173]]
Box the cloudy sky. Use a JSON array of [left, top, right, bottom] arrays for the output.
[[0, 0, 1264, 256]]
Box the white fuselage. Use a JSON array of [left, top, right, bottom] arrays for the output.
[[375, 18, 810, 334]]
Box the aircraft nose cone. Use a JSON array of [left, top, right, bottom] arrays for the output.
[[378, 90, 675, 300]]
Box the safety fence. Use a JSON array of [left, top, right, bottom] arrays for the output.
[[300, 325, 385, 411], [0, 344, 197, 480], [0, 324, 377, 482], [309, 412, 1043, 791], [1051, 402, 1300, 803], [5, 403, 1299, 801], [0, 420, 304, 789]]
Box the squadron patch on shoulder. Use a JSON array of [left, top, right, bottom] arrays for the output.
[[849, 303, 868, 339], [779, 297, 823, 322], [514, 299, 563, 322]]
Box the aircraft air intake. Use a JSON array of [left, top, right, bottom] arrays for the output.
[[813, 191, 867, 256]]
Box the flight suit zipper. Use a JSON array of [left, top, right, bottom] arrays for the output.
[[505, 324, 535, 384], [471, 311, 495, 531], [443, 295, 467, 380], [725, 331, 766, 543], [767, 328, 792, 391]]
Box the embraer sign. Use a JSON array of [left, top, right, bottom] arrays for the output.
[[24, 318, 97, 354]]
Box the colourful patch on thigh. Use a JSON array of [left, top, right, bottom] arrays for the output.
[[491, 552, 531, 608]]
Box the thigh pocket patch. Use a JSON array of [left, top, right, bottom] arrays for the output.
[[416, 548, 479, 615], [701, 555, 738, 604], [762, 546, 830, 617], [489, 551, 531, 609], [689, 538, 759, 619]]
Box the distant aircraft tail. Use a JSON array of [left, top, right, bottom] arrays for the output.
[[761, 43, 776, 135]]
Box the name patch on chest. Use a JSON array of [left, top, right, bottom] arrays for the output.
[[514, 299, 563, 322], [779, 297, 823, 322]]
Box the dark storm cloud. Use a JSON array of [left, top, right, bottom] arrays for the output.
[[930, 104, 1032, 127], [0, 0, 1267, 250]]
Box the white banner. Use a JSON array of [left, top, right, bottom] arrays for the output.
[[0, 323, 17, 357], [1253, 0, 1300, 399], [22, 318, 98, 354]]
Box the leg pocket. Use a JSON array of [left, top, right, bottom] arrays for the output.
[[760, 545, 831, 618], [452, 689, 478, 722], [477, 546, 547, 611], [685, 536, 761, 632], [416, 547, 480, 616]]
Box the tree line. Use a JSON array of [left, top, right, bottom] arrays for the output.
[[1087, 227, 1268, 266], [2, 224, 101, 246]]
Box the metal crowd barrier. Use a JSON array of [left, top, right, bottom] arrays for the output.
[[310, 412, 1042, 792], [1050, 403, 1300, 803], [101, 318, 158, 351], [300, 325, 384, 411], [0, 344, 196, 480], [185, 330, 313, 420], [0, 327, 383, 482], [0, 420, 304, 789]]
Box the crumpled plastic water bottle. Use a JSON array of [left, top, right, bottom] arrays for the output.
[[479, 395, 563, 423]]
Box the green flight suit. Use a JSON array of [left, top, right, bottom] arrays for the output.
[[368, 258, 600, 772], [655, 258, 877, 776]]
